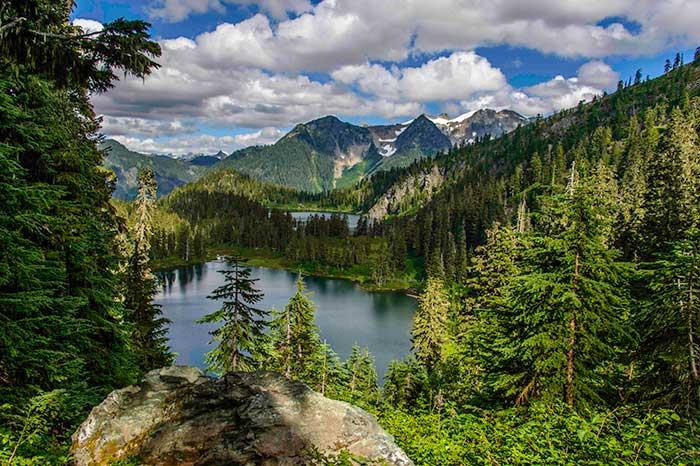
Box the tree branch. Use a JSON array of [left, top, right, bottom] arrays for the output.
[[0, 16, 26, 34]]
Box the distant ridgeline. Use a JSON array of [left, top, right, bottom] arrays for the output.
[[102, 109, 526, 198]]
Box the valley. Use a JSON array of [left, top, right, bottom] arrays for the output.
[[4, 2, 700, 464]]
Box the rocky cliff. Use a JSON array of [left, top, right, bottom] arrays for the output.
[[71, 366, 412, 465], [367, 165, 445, 219]]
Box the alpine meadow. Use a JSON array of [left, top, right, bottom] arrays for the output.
[[2, 1, 700, 465]]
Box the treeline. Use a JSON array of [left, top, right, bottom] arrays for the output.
[[148, 175, 416, 286]]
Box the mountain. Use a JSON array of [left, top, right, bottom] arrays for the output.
[[216, 113, 457, 192], [188, 155, 221, 167], [100, 139, 205, 200], [370, 114, 452, 172], [428, 109, 528, 145]]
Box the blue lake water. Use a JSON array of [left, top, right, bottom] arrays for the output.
[[155, 259, 416, 380]]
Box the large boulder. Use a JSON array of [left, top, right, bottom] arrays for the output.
[[71, 366, 412, 465]]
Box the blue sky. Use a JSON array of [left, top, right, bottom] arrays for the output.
[[73, 0, 700, 154]]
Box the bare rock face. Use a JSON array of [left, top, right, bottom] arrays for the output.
[[368, 165, 445, 220], [71, 366, 412, 466]]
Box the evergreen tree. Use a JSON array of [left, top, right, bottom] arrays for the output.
[[411, 277, 450, 370], [500, 167, 630, 406], [644, 106, 699, 255], [269, 275, 321, 380], [460, 224, 524, 402], [123, 169, 172, 372], [197, 255, 268, 373], [346, 345, 378, 402], [639, 226, 700, 410]]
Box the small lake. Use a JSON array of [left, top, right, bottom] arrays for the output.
[[288, 211, 362, 232], [155, 259, 416, 380]]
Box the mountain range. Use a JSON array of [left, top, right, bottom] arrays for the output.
[[100, 139, 205, 200], [103, 108, 526, 196]]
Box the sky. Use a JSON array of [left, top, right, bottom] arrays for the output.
[[72, 0, 700, 155]]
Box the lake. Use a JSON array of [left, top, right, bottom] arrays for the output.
[[288, 211, 362, 232], [155, 259, 416, 380]]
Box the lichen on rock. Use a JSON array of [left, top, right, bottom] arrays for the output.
[[71, 366, 412, 465]]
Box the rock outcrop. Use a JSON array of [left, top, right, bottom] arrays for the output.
[[71, 366, 412, 465], [368, 165, 445, 220]]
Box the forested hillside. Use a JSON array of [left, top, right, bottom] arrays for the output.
[[101, 139, 205, 199]]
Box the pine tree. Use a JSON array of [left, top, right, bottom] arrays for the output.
[[346, 345, 378, 402], [197, 255, 268, 373], [640, 226, 700, 410], [0, 0, 161, 451], [644, 106, 699, 256], [269, 275, 321, 380], [124, 169, 172, 372], [411, 277, 450, 370], [460, 223, 524, 401], [500, 167, 630, 407], [638, 103, 700, 410]]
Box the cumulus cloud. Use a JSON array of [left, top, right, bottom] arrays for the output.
[[113, 134, 240, 155], [457, 61, 619, 116], [97, 0, 697, 154], [100, 117, 197, 137], [72, 18, 104, 33], [149, 0, 311, 22], [146, 0, 700, 74], [232, 126, 283, 146], [333, 52, 507, 102]]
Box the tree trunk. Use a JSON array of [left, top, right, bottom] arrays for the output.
[[284, 309, 292, 378]]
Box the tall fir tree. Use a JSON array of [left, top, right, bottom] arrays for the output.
[[269, 275, 322, 380], [497, 166, 630, 406], [346, 345, 378, 403], [411, 277, 450, 370], [197, 255, 268, 373], [123, 169, 172, 372], [0, 0, 161, 449]]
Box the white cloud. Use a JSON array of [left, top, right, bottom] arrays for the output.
[[149, 0, 311, 22], [100, 116, 197, 137], [457, 61, 619, 117], [333, 52, 506, 102], [143, 0, 700, 75], [72, 18, 104, 34], [96, 1, 696, 153], [113, 134, 239, 155], [232, 126, 283, 146]]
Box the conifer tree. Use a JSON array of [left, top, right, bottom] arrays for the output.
[[346, 345, 378, 402], [460, 223, 524, 401], [197, 255, 268, 373], [124, 169, 172, 372], [269, 275, 321, 379], [500, 166, 629, 406], [640, 226, 700, 410], [411, 277, 450, 370], [644, 106, 699, 255]]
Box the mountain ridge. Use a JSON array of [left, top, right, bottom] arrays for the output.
[[214, 108, 523, 192]]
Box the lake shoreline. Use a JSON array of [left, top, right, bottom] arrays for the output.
[[152, 246, 420, 296]]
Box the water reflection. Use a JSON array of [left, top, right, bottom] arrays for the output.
[[155, 259, 416, 380]]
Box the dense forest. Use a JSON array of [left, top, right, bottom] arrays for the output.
[[2, 0, 700, 463]]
